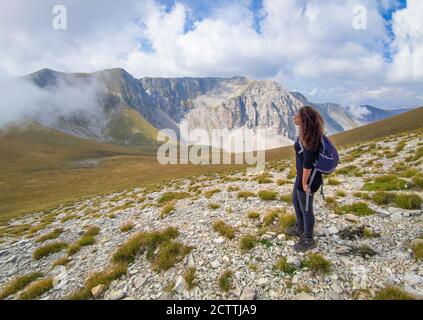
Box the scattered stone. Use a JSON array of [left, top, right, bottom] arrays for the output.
[[109, 290, 125, 300], [293, 292, 316, 300], [240, 287, 257, 300], [214, 237, 225, 245], [91, 284, 106, 298], [344, 214, 360, 223], [328, 226, 339, 235], [174, 276, 187, 294]]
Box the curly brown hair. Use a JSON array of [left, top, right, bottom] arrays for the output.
[[299, 106, 325, 151]]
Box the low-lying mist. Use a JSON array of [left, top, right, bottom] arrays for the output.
[[0, 74, 104, 131]]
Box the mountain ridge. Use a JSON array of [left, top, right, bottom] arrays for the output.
[[20, 68, 413, 151]]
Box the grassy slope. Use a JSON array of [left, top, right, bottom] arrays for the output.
[[0, 107, 422, 223], [0, 124, 237, 223], [106, 107, 160, 150]]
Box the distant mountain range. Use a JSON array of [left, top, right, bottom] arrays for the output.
[[23, 68, 413, 151]]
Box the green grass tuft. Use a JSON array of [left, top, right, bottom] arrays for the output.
[[184, 267, 197, 290], [160, 204, 175, 218], [337, 202, 374, 216], [247, 211, 260, 220], [258, 190, 278, 201], [411, 240, 423, 260], [33, 242, 68, 260], [208, 203, 220, 210], [204, 188, 221, 198], [394, 193, 422, 210], [0, 272, 43, 300], [112, 227, 179, 264], [19, 278, 53, 300], [213, 220, 236, 240], [218, 270, 233, 292], [120, 222, 135, 233], [273, 257, 296, 275], [237, 191, 256, 199], [374, 286, 416, 300], [52, 257, 71, 268], [158, 192, 189, 204], [301, 253, 331, 274], [153, 241, 192, 271], [239, 235, 257, 251], [35, 228, 64, 243], [363, 175, 409, 191]]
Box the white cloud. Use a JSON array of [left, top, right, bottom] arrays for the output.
[[388, 0, 423, 82], [0, 75, 102, 129], [0, 0, 421, 109]]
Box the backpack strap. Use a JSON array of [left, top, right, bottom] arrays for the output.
[[297, 137, 304, 154], [320, 180, 325, 200], [305, 168, 318, 212]]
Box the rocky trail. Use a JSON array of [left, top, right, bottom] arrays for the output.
[[0, 129, 422, 300]]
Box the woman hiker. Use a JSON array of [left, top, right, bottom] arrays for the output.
[[286, 106, 325, 252]]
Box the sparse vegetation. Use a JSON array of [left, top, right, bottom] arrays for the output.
[[184, 267, 197, 290], [0, 272, 43, 300], [61, 214, 79, 223], [337, 202, 374, 216], [254, 173, 273, 184], [68, 226, 100, 256], [258, 190, 278, 201], [301, 253, 331, 274], [364, 175, 409, 191], [374, 286, 416, 300], [68, 235, 96, 256], [227, 186, 240, 192], [237, 191, 256, 199], [33, 242, 68, 260], [66, 262, 128, 300], [328, 178, 341, 186], [336, 191, 346, 197], [262, 210, 279, 227], [153, 241, 192, 271], [158, 192, 189, 204], [411, 240, 423, 260], [35, 228, 64, 243], [371, 192, 394, 205], [52, 257, 71, 268], [208, 203, 220, 210], [160, 203, 176, 218], [247, 211, 260, 220], [278, 213, 296, 234], [19, 278, 53, 300], [218, 270, 233, 292], [204, 188, 221, 198], [394, 193, 422, 210], [273, 257, 296, 275], [336, 165, 362, 177], [280, 194, 292, 203], [239, 235, 257, 251], [120, 222, 135, 233], [277, 179, 290, 186], [112, 227, 179, 264], [213, 220, 236, 240]]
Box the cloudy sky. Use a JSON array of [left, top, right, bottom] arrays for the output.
[[0, 0, 422, 109]]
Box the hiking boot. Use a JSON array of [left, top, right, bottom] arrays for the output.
[[294, 237, 317, 252], [285, 225, 304, 238]]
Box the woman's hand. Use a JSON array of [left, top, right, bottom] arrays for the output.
[[303, 183, 309, 193]]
